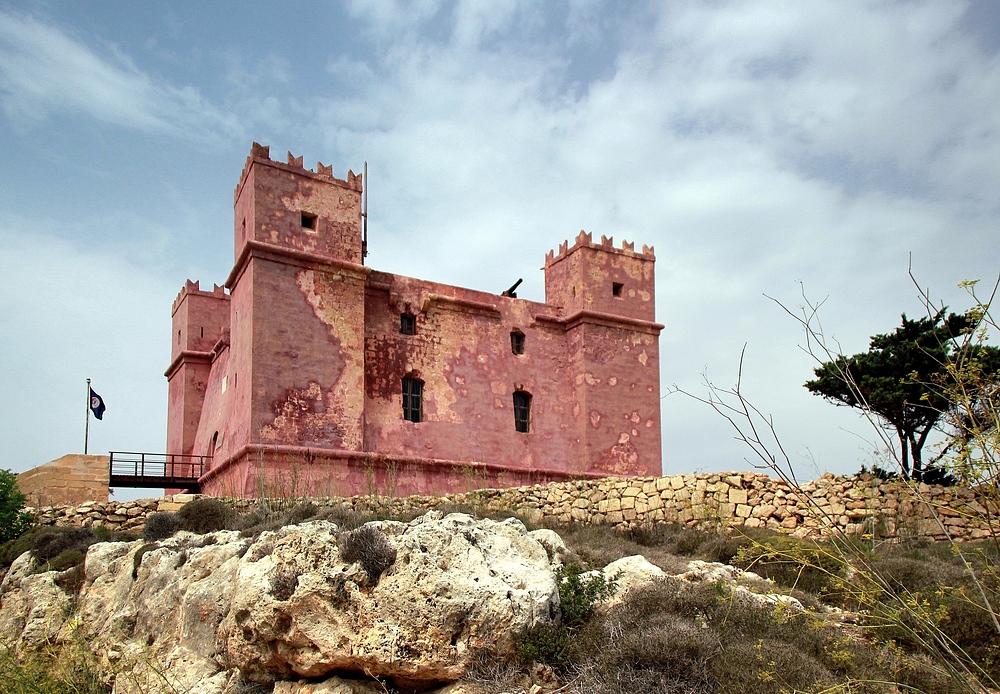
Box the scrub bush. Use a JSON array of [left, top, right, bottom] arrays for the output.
[[339, 525, 397, 583]]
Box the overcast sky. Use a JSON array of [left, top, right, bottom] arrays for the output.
[[1, 0, 998, 497]]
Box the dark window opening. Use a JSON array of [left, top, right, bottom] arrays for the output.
[[511, 330, 525, 355], [612, 282, 624, 297], [208, 431, 218, 458], [301, 212, 317, 230], [402, 378, 423, 422], [241, 218, 246, 240], [513, 391, 531, 433], [200, 327, 204, 338], [400, 313, 416, 335], [177, 329, 181, 344]]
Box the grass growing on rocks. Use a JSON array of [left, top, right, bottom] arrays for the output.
[[0, 640, 109, 694]]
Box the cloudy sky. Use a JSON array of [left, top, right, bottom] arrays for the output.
[[1, 0, 998, 497]]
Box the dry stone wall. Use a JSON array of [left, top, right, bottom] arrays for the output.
[[27, 471, 994, 541]]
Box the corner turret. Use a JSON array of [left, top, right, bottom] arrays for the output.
[[233, 142, 364, 267], [544, 230, 656, 321]]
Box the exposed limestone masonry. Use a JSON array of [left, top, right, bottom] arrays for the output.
[[28, 472, 994, 541]]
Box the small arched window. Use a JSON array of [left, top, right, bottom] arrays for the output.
[[513, 391, 531, 433], [402, 377, 423, 422]]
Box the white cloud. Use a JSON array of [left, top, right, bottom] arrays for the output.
[[0, 222, 176, 477], [0, 11, 241, 141], [4, 0, 997, 485], [309, 0, 1000, 476]]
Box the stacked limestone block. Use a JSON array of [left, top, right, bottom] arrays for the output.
[[24, 473, 995, 542]]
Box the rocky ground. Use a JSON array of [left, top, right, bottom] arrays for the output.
[[1, 502, 996, 693]]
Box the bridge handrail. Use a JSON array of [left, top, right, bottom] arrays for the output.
[[108, 451, 209, 481]]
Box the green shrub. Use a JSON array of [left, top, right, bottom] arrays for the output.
[[45, 549, 85, 572], [0, 531, 35, 571], [31, 526, 97, 562], [0, 469, 32, 543], [515, 563, 619, 668], [515, 622, 571, 665], [339, 525, 396, 583], [142, 512, 180, 541], [555, 563, 618, 627], [176, 498, 236, 534]]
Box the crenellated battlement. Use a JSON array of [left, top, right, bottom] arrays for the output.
[[172, 280, 228, 315], [544, 229, 655, 267], [234, 142, 362, 204]]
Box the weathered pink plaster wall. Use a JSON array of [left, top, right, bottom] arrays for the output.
[[165, 281, 230, 456], [169, 143, 663, 497]]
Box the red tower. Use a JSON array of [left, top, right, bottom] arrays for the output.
[[166, 144, 663, 497]]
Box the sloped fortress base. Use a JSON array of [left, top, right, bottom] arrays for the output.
[[16, 454, 109, 506], [167, 144, 663, 496]]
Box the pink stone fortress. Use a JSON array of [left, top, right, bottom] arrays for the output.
[[166, 143, 663, 497]]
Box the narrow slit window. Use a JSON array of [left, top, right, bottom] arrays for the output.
[[301, 212, 317, 230], [400, 313, 416, 335], [200, 327, 204, 338], [513, 391, 531, 433], [612, 282, 624, 297], [402, 378, 423, 423], [510, 330, 525, 355]]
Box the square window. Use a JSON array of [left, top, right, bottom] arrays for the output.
[[301, 212, 317, 230], [400, 314, 416, 335], [612, 282, 624, 297]]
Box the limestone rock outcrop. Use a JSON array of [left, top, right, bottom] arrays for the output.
[[1, 512, 559, 692]]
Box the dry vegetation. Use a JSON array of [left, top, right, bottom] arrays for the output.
[[3, 493, 999, 693]]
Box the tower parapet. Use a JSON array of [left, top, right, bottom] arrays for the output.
[[232, 142, 364, 269], [544, 229, 656, 322], [544, 229, 655, 266]]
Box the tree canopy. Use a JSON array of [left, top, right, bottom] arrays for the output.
[[0, 468, 32, 543], [805, 310, 979, 480]]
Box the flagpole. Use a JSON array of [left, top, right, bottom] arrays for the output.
[[85, 378, 91, 455]]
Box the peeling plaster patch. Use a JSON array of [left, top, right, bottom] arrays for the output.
[[260, 381, 344, 445], [597, 432, 644, 475], [630, 411, 641, 424], [639, 290, 651, 301], [645, 419, 654, 428], [589, 411, 601, 428], [638, 350, 648, 366], [608, 376, 618, 386], [296, 269, 345, 336]]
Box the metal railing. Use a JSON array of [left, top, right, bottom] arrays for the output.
[[109, 451, 210, 490]]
